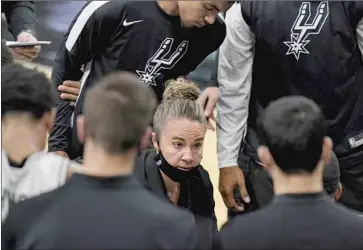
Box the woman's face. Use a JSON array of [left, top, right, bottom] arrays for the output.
[[152, 118, 206, 170]]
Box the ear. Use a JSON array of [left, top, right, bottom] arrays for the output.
[[334, 183, 343, 202], [257, 145, 274, 170], [151, 132, 159, 152], [321, 136, 333, 166], [44, 109, 56, 132], [139, 127, 152, 151], [76, 115, 86, 144]]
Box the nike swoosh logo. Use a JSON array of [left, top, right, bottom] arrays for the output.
[[123, 19, 143, 26]]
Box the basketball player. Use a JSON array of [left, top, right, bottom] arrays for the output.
[[1, 64, 79, 222], [217, 1, 363, 215], [48, 0, 233, 160]]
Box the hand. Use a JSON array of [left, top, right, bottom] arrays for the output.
[[219, 166, 250, 212], [54, 151, 69, 158], [10, 31, 40, 61], [197, 87, 220, 131], [58, 80, 81, 107]]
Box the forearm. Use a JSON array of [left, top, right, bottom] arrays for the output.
[[5, 1, 36, 38]]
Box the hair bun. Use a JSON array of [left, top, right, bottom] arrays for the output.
[[163, 77, 200, 101]]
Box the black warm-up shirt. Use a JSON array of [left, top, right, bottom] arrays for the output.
[[220, 192, 363, 250], [2, 173, 198, 249], [48, 0, 226, 159]]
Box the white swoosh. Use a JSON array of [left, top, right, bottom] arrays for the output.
[[123, 19, 143, 26]]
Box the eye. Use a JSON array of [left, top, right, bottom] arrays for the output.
[[173, 142, 183, 149], [194, 143, 202, 149]]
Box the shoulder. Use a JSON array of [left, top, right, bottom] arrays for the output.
[[197, 166, 214, 189], [3, 187, 63, 239]]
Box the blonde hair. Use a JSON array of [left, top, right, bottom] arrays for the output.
[[153, 77, 206, 137]]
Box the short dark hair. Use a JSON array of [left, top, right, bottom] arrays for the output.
[[83, 71, 157, 154], [1, 64, 57, 119], [257, 96, 325, 174], [1, 40, 14, 66], [323, 152, 340, 195]]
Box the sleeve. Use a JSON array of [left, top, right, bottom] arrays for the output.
[[357, 18, 363, 62], [3, 1, 37, 38], [216, 3, 255, 169], [48, 1, 125, 153]]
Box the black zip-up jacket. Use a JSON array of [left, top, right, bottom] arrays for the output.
[[1, 1, 36, 38], [135, 149, 219, 249], [48, 0, 226, 159]]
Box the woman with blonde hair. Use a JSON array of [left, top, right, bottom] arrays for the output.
[[135, 77, 217, 249]]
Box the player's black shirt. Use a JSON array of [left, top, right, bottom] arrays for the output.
[[240, 2, 363, 164], [220, 192, 363, 249], [48, 0, 226, 159], [2, 173, 198, 249]]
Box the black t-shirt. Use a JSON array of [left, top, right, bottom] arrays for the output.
[[2, 173, 198, 249], [49, 0, 226, 158], [221, 192, 363, 249]]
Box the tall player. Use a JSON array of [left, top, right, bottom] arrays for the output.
[[217, 2, 363, 214], [49, 0, 233, 160]]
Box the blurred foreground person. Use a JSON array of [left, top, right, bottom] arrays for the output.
[[220, 96, 363, 250], [136, 77, 217, 249], [2, 72, 198, 249], [1, 64, 78, 223]]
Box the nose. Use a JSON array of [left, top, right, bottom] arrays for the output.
[[181, 148, 193, 163], [204, 14, 217, 25]]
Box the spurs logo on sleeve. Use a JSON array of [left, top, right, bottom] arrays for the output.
[[137, 38, 189, 87], [284, 2, 329, 60]]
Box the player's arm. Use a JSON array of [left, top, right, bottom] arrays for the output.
[[48, 1, 126, 156], [217, 3, 255, 170], [216, 3, 255, 210], [2, 1, 36, 39]]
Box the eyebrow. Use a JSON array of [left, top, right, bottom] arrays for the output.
[[172, 137, 204, 142]]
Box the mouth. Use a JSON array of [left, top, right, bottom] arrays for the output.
[[177, 167, 193, 171]]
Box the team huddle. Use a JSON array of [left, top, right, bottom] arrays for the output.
[[2, 1, 363, 249]]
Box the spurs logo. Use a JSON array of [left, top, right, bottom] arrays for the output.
[[137, 38, 189, 87], [284, 2, 329, 60]]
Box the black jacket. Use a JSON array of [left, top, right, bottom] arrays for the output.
[[240, 1, 363, 166], [2, 173, 198, 249], [48, 0, 226, 159], [135, 150, 218, 249], [1, 1, 36, 38]]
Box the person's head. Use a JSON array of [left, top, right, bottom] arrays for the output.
[[1, 63, 57, 148], [257, 96, 333, 183], [177, 1, 233, 28], [77, 71, 157, 157], [1, 40, 14, 66], [152, 77, 207, 171], [323, 153, 342, 201]]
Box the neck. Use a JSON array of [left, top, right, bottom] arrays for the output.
[[80, 140, 136, 177], [2, 118, 44, 164], [273, 167, 324, 195], [160, 170, 180, 190], [157, 1, 179, 16]]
